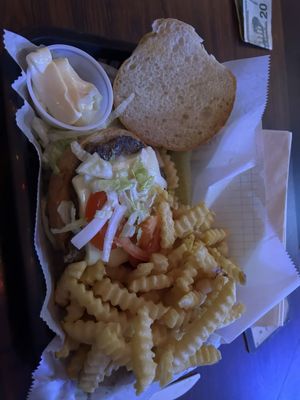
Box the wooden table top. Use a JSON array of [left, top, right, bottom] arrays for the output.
[[1, 1, 300, 399]]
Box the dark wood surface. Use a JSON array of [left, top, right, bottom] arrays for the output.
[[0, 1, 300, 399]]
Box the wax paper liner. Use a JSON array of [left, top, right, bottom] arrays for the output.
[[3, 30, 300, 400]]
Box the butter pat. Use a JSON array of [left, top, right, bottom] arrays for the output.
[[26, 47, 102, 126]]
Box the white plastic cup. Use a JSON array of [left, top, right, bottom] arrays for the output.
[[26, 44, 113, 132]]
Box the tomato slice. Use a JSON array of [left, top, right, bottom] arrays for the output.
[[139, 216, 158, 249], [115, 237, 149, 262], [138, 215, 161, 253], [85, 192, 111, 251], [128, 255, 140, 268], [85, 192, 107, 222]]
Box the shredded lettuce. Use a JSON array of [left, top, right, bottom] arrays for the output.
[[57, 201, 76, 225], [32, 116, 49, 148], [42, 139, 73, 173], [51, 218, 86, 234], [120, 224, 136, 238], [131, 160, 154, 191], [76, 152, 113, 179], [91, 177, 134, 193], [119, 191, 136, 212], [136, 227, 143, 242], [105, 93, 135, 126], [95, 205, 113, 220]]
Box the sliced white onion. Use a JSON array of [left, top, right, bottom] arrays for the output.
[[102, 204, 127, 262], [127, 211, 139, 225], [105, 93, 135, 126], [120, 211, 139, 238], [57, 200, 76, 225], [71, 141, 89, 161], [85, 242, 102, 266], [71, 214, 110, 250], [94, 201, 113, 220], [120, 224, 136, 238], [76, 152, 113, 179], [107, 191, 119, 208]]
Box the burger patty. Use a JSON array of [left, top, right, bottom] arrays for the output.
[[85, 135, 144, 161], [47, 135, 144, 262]]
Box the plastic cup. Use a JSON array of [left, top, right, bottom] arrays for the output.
[[26, 44, 113, 132]]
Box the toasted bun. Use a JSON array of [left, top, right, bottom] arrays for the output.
[[113, 18, 236, 151], [81, 127, 141, 146]]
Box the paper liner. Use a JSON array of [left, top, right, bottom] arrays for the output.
[[3, 29, 300, 399]]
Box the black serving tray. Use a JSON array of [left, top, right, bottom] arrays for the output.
[[0, 28, 135, 366]]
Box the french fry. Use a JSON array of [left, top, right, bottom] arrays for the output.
[[94, 325, 131, 366], [66, 344, 90, 381], [163, 286, 186, 307], [168, 243, 188, 268], [158, 201, 176, 248], [56, 335, 79, 359], [62, 320, 121, 345], [150, 253, 169, 274], [80, 261, 106, 286], [174, 345, 221, 374], [183, 234, 195, 251], [175, 260, 198, 292], [93, 277, 169, 320], [174, 203, 210, 238], [105, 264, 129, 285], [220, 303, 245, 328], [64, 299, 84, 323], [160, 307, 190, 329], [178, 291, 206, 310], [126, 262, 154, 283], [195, 211, 215, 233], [214, 240, 229, 257], [152, 323, 169, 347], [65, 277, 129, 329], [159, 150, 179, 190], [172, 279, 236, 369], [104, 361, 121, 377], [155, 344, 174, 387], [209, 247, 246, 285], [141, 290, 163, 304], [172, 204, 192, 219], [79, 347, 110, 393], [200, 228, 227, 246], [55, 261, 87, 306], [194, 278, 213, 295], [132, 307, 157, 394], [193, 241, 219, 276], [129, 274, 173, 293]]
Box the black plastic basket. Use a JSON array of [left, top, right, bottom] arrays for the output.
[[1, 28, 135, 365]]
